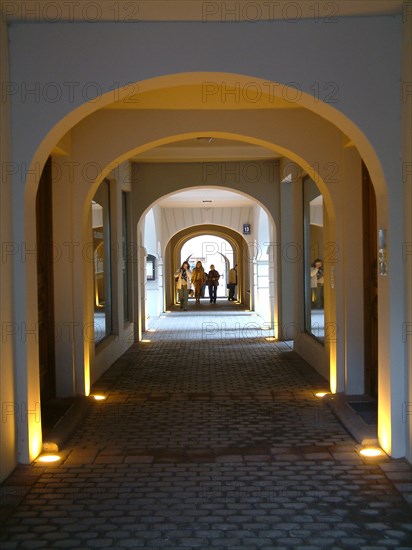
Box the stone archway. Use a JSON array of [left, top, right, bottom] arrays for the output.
[[165, 225, 248, 311], [137, 181, 278, 338]]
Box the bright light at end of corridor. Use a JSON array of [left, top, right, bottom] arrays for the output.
[[359, 448, 384, 458], [37, 454, 61, 463]]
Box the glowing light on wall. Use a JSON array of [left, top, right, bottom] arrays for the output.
[[30, 431, 42, 462], [329, 346, 337, 394], [378, 404, 391, 455], [84, 347, 90, 397]]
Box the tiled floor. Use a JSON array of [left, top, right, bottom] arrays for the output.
[[1, 304, 411, 549]]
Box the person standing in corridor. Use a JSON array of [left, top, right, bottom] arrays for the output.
[[208, 264, 220, 304], [228, 263, 238, 301], [175, 261, 192, 311], [191, 260, 206, 304], [310, 258, 324, 309]]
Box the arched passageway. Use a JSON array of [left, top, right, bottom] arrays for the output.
[[4, 69, 404, 470], [181, 234, 234, 299], [138, 186, 278, 337]]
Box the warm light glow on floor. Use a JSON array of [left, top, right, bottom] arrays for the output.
[[359, 448, 384, 457], [37, 454, 61, 463], [92, 394, 106, 401], [315, 392, 328, 398], [265, 337, 276, 341], [141, 339, 151, 343]]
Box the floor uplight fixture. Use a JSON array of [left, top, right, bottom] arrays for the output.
[[37, 454, 61, 463], [359, 448, 384, 458], [92, 394, 106, 401]]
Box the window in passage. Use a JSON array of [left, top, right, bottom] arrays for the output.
[[122, 191, 132, 323], [92, 180, 112, 344], [303, 177, 325, 342]]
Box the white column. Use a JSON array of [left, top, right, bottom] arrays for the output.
[[279, 161, 304, 341], [0, 17, 18, 478], [341, 146, 364, 394], [11, 168, 42, 463]]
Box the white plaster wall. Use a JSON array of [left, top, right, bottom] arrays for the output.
[[254, 205, 273, 325], [279, 160, 305, 342], [0, 18, 17, 479], [144, 207, 163, 318], [402, 12, 412, 464], [160, 206, 254, 252], [131, 160, 280, 229], [7, 17, 402, 183]]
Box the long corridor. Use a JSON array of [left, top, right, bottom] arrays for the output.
[[1, 304, 411, 549]]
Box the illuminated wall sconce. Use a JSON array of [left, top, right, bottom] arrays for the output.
[[378, 229, 388, 276]]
